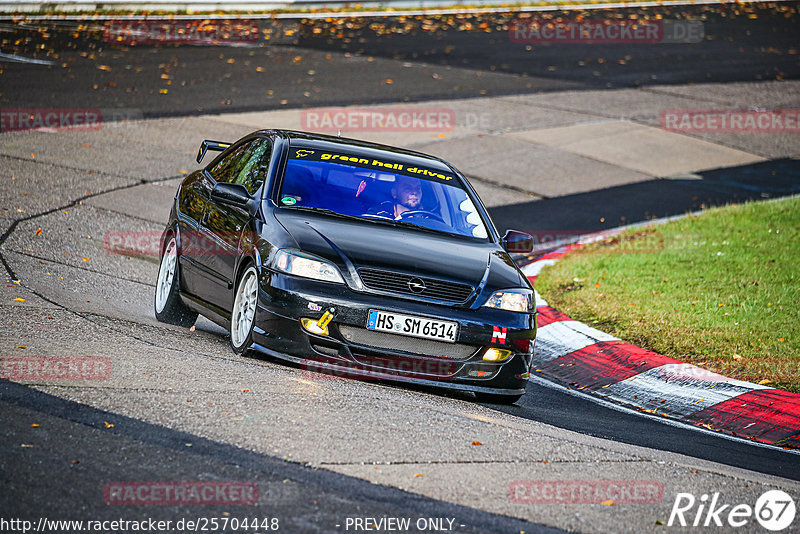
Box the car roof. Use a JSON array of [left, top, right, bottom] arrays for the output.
[[263, 129, 458, 174]]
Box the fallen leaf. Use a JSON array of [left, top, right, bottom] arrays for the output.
[[472, 441, 483, 446], [414, 473, 425, 477], [758, 379, 773, 385], [601, 500, 614, 506], [31, 424, 39, 428], [13, 298, 25, 302], [35, 228, 42, 236], [103, 421, 114, 428], [82, 257, 90, 262]]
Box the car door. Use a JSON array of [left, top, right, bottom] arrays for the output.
[[201, 136, 274, 311], [176, 170, 215, 298]]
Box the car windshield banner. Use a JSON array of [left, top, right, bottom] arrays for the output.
[[289, 148, 456, 183]]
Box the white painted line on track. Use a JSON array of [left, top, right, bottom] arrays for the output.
[[2, 0, 792, 21], [0, 51, 54, 65], [527, 373, 800, 457]]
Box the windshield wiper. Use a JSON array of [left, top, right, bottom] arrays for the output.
[[285, 206, 366, 223], [286, 206, 448, 236], [385, 218, 445, 236]]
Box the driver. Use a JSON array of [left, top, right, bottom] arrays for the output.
[[369, 176, 423, 220]]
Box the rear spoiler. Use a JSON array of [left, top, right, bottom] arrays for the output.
[[196, 140, 231, 164]]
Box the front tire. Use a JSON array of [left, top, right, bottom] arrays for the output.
[[230, 265, 258, 354], [154, 236, 198, 327]]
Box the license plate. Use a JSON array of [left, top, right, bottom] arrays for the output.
[[366, 310, 458, 343]]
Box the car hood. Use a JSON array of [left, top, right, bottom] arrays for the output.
[[274, 209, 526, 303]]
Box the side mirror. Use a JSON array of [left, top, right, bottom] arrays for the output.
[[197, 140, 232, 164], [502, 230, 533, 253], [211, 183, 252, 207]]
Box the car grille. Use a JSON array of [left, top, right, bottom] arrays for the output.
[[339, 325, 478, 360], [358, 268, 474, 302]]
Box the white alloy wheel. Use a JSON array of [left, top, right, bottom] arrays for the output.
[[155, 238, 178, 314], [231, 266, 258, 351]]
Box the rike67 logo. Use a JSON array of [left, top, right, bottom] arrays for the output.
[[669, 490, 795, 531]]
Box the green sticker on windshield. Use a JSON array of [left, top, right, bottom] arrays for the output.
[[281, 196, 297, 206]]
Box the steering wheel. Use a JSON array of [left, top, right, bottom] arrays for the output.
[[398, 209, 445, 223]]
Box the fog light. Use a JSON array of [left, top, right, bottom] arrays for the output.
[[467, 368, 497, 378], [482, 348, 512, 362]]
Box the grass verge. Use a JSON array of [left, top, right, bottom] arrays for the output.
[[535, 197, 800, 393]]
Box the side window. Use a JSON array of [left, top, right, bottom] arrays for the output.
[[207, 137, 272, 195], [232, 137, 272, 195], [208, 140, 255, 184]]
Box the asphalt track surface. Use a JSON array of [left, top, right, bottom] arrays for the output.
[[1, 4, 800, 533], [0, 3, 798, 117], [1, 381, 557, 533]]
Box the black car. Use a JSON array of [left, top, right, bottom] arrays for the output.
[[154, 130, 536, 404]]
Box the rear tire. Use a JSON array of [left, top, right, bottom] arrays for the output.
[[230, 265, 258, 354], [154, 236, 198, 327], [474, 392, 524, 405]]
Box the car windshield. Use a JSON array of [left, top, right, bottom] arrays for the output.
[[278, 147, 489, 239]]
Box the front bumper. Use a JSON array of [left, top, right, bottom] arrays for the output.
[[250, 270, 536, 394]]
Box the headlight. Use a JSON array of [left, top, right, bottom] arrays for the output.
[[272, 249, 345, 284], [482, 288, 535, 313]]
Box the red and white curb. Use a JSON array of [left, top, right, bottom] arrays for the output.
[[522, 240, 800, 451]]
